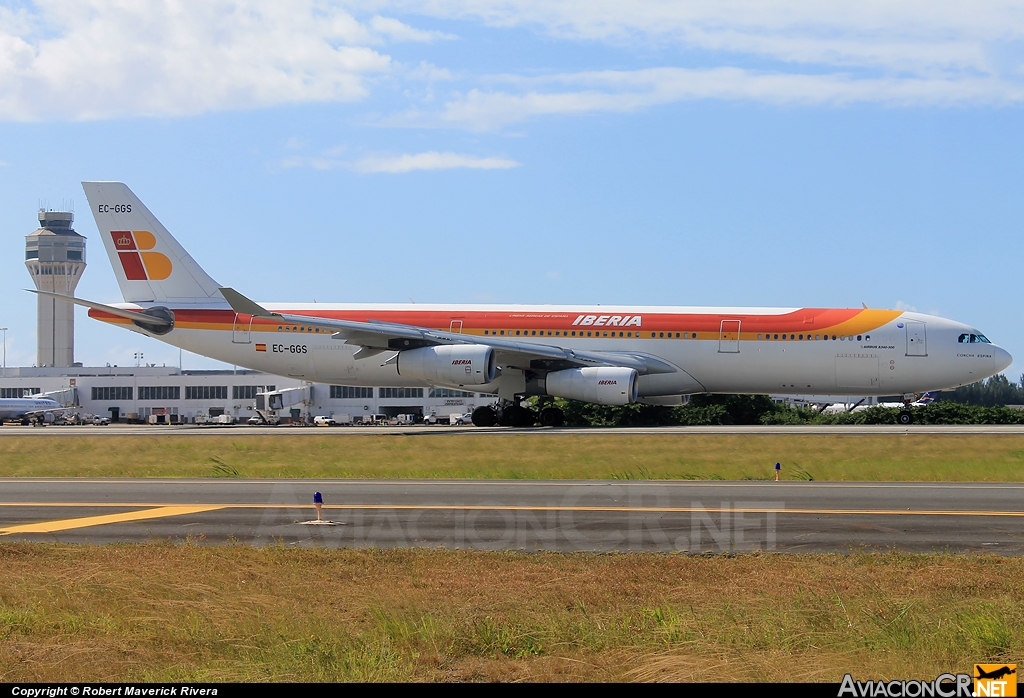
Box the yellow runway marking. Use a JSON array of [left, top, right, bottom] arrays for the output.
[[0, 503, 1023, 518], [0, 505, 224, 535]]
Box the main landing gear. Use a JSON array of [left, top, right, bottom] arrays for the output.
[[471, 400, 565, 427], [898, 393, 915, 425]]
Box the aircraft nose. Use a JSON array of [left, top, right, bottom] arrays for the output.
[[993, 345, 1013, 374]]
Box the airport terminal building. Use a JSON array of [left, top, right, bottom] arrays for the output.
[[0, 365, 497, 424]]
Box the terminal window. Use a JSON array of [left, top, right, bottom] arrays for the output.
[[232, 385, 274, 400], [379, 387, 424, 399], [429, 388, 475, 398], [1, 388, 41, 398], [185, 386, 228, 400], [330, 386, 373, 399], [139, 386, 180, 401], [91, 387, 133, 401]]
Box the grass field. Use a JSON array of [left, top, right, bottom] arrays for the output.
[[0, 545, 1018, 682], [0, 433, 1023, 480]]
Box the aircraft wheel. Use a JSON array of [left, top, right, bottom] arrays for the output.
[[898, 410, 913, 425], [539, 407, 565, 427], [500, 405, 535, 427], [471, 406, 497, 427]]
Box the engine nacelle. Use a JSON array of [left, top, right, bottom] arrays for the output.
[[545, 367, 639, 405], [397, 345, 497, 386], [41, 412, 56, 424]]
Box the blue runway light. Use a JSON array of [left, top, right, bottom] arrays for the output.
[[313, 491, 323, 504]]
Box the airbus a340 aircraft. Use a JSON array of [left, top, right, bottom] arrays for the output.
[[33, 182, 1012, 427]]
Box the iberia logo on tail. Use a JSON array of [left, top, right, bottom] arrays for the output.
[[111, 231, 172, 281]]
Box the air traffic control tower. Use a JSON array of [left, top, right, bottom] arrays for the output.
[[25, 210, 86, 367]]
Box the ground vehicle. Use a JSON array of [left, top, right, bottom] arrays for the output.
[[93, 416, 111, 425], [313, 415, 337, 426], [449, 412, 473, 425], [246, 415, 280, 425]]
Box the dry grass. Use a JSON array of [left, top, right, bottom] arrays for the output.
[[0, 433, 1023, 480], [0, 545, 1019, 682]]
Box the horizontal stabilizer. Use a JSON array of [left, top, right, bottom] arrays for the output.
[[25, 289, 171, 327]]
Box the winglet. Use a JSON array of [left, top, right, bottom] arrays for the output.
[[219, 287, 277, 317]]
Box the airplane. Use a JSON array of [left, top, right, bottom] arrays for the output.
[[0, 396, 64, 425], [31, 181, 1013, 427], [823, 391, 941, 415], [975, 666, 1016, 681]]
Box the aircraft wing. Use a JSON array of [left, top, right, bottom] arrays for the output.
[[220, 288, 678, 375]]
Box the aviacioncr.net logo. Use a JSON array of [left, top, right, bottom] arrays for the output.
[[839, 673, 973, 697], [111, 230, 172, 281]]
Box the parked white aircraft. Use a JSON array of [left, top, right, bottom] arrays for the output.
[[0, 396, 63, 424], [32, 182, 1012, 426]]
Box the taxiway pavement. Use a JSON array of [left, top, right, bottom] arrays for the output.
[[1, 479, 1021, 554]]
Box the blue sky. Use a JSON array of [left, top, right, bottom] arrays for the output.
[[1, 1, 1023, 380]]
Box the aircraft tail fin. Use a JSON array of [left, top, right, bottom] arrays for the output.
[[82, 182, 223, 304]]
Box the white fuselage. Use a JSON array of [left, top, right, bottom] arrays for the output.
[[94, 302, 1011, 398], [0, 398, 61, 422]]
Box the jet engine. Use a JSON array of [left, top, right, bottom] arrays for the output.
[[544, 367, 638, 405], [397, 345, 497, 386], [41, 412, 56, 424]]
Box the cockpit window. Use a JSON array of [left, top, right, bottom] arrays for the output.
[[959, 333, 992, 344]]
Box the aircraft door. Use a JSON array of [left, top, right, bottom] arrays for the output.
[[232, 313, 252, 344], [450, 319, 463, 333], [905, 321, 927, 356], [719, 320, 740, 353]]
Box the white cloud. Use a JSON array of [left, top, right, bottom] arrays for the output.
[[4, 1, 1024, 123], [282, 150, 521, 173], [369, 16, 456, 43], [377, 1, 1024, 75], [895, 300, 918, 312], [0, 1, 398, 120], [389, 67, 1024, 130]]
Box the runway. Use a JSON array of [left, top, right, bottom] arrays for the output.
[[1, 479, 1021, 553], [3, 424, 1024, 435]]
